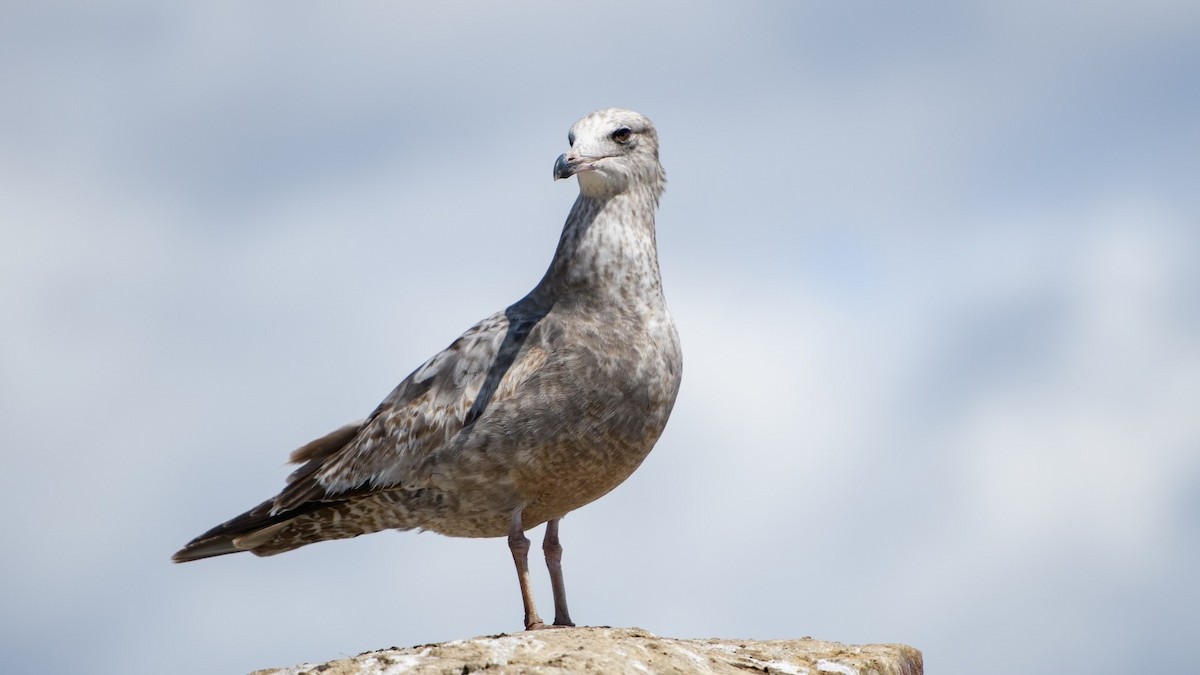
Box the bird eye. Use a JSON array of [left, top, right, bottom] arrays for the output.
[[611, 127, 632, 143], [568, 132, 575, 146]]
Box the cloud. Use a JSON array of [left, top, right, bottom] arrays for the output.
[[1, 2, 1198, 673]]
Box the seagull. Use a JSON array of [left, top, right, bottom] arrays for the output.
[[173, 108, 683, 631]]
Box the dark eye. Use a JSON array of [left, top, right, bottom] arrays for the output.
[[611, 127, 632, 143], [568, 131, 575, 146]]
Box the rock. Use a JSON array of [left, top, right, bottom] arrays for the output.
[[251, 626, 923, 675]]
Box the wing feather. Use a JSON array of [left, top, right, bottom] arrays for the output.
[[271, 307, 548, 513]]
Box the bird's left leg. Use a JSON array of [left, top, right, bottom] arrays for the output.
[[508, 508, 545, 630], [543, 518, 575, 627]]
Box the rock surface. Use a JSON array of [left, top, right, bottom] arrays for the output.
[[252, 626, 922, 675]]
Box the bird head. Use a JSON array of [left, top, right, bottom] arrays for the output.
[[554, 108, 665, 199]]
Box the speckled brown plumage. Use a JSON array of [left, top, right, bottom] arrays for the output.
[[172, 108, 682, 630]]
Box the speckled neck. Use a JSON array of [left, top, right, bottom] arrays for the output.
[[531, 189, 665, 310]]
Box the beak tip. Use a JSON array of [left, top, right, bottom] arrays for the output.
[[553, 153, 573, 181]]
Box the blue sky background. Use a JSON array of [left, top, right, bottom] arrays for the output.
[[2, 2, 1198, 673]]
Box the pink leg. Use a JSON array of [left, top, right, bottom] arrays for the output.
[[508, 509, 545, 630], [543, 519, 575, 627]]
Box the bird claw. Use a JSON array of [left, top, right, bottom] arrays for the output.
[[524, 621, 575, 631]]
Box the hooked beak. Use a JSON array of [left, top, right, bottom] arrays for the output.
[[553, 152, 596, 180]]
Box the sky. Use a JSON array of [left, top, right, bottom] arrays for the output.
[[2, 1, 1198, 673]]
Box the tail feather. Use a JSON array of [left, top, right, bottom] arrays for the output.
[[172, 420, 369, 564], [171, 496, 336, 563], [171, 536, 244, 563]]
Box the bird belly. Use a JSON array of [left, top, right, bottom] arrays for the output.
[[410, 318, 681, 539], [411, 433, 655, 539]]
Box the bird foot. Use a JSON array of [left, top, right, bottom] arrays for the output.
[[524, 621, 576, 631]]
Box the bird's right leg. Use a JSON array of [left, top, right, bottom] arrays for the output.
[[508, 508, 545, 630]]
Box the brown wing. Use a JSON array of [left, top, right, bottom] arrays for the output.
[[272, 306, 549, 511], [172, 306, 550, 562]]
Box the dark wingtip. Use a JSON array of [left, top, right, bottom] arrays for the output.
[[171, 536, 243, 563]]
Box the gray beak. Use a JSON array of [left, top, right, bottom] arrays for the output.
[[553, 153, 577, 180]]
